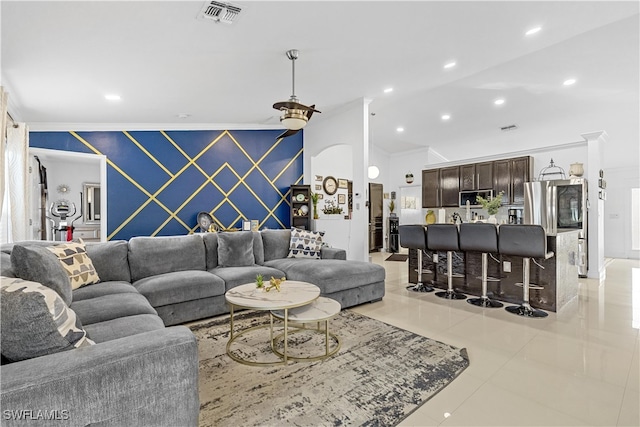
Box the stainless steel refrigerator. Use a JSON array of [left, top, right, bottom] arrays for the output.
[[524, 178, 588, 277]]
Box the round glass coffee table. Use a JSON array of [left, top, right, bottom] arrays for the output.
[[225, 280, 320, 366]]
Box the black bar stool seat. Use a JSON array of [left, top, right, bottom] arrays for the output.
[[459, 223, 503, 308], [427, 224, 466, 300], [498, 225, 554, 318], [399, 225, 433, 292]]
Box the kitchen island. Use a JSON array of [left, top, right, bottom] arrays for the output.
[[407, 228, 579, 312]]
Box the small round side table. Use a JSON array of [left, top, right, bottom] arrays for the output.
[[270, 297, 342, 362]]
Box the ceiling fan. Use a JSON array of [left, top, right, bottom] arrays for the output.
[[273, 49, 320, 140]]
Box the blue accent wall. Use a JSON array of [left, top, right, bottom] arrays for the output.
[[29, 129, 303, 240]]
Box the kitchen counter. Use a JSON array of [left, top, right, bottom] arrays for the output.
[[407, 228, 579, 312]]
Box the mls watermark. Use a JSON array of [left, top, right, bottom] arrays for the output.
[[3, 409, 70, 421]]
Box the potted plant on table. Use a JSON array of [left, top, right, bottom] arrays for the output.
[[476, 191, 504, 224], [388, 199, 396, 217]]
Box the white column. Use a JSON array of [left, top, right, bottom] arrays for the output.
[[582, 131, 608, 280]]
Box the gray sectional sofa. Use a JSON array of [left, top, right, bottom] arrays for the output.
[[0, 229, 385, 426]]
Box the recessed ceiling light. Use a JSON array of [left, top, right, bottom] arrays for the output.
[[383, 87, 394, 93], [563, 78, 577, 86], [494, 98, 505, 106], [525, 26, 542, 36], [441, 114, 451, 120], [444, 61, 456, 69], [104, 94, 121, 101], [396, 127, 404, 133], [177, 113, 191, 119]]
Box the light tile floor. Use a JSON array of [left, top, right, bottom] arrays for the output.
[[351, 252, 640, 427]]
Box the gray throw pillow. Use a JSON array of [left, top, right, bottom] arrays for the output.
[[10, 245, 73, 305], [1, 277, 94, 362], [217, 232, 255, 267], [86, 240, 131, 282]]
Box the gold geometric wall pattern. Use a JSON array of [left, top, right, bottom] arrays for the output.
[[30, 129, 304, 240]]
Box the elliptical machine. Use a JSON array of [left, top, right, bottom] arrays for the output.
[[48, 196, 82, 241]]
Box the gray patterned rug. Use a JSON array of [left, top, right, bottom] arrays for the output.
[[189, 310, 469, 427]]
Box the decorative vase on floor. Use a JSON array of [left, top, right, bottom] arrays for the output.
[[487, 215, 497, 224]]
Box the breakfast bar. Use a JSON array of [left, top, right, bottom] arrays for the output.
[[407, 228, 580, 312]]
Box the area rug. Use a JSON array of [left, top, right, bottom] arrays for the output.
[[385, 253, 408, 262], [189, 310, 469, 427]]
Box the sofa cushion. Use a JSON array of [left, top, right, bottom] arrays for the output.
[[251, 231, 265, 265], [263, 258, 386, 294], [83, 314, 165, 343], [202, 232, 219, 270], [217, 232, 255, 267], [1, 252, 15, 277], [72, 281, 140, 302], [288, 227, 324, 259], [133, 270, 226, 307], [128, 235, 206, 282], [209, 265, 286, 291], [10, 244, 73, 305], [46, 240, 100, 289], [86, 240, 131, 282], [261, 229, 291, 262], [1, 277, 94, 362], [70, 293, 157, 326]]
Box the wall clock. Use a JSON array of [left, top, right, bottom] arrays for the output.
[[323, 176, 338, 195]]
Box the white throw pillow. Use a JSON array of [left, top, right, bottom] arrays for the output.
[[288, 227, 324, 259]]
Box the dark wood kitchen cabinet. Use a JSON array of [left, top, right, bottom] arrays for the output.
[[476, 161, 494, 190], [422, 155, 532, 208], [461, 162, 493, 191], [440, 166, 460, 207], [460, 164, 476, 191], [493, 159, 511, 203], [422, 169, 439, 208], [493, 156, 532, 205], [511, 156, 532, 205]]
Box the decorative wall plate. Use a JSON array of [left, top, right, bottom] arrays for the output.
[[197, 212, 214, 232]]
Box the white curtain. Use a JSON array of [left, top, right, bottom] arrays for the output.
[[0, 86, 8, 218], [5, 123, 30, 242]]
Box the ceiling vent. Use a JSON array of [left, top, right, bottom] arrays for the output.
[[500, 124, 519, 132], [199, 1, 242, 24]]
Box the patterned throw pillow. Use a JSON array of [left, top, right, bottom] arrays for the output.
[[46, 240, 100, 290], [288, 227, 324, 259], [1, 276, 95, 362]]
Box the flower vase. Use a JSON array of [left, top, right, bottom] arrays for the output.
[[487, 214, 497, 224], [313, 205, 319, 220]]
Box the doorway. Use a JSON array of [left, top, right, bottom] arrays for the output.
[[369, 183, 383, 252]]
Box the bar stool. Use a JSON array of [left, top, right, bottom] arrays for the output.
[[398, 225, 433, 292], [459, 223, 503, 308], [427, 224, 466, 300], [498, 225, 553, 318]]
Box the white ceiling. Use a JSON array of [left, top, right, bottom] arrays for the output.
[[2, 1, 639, 164]]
